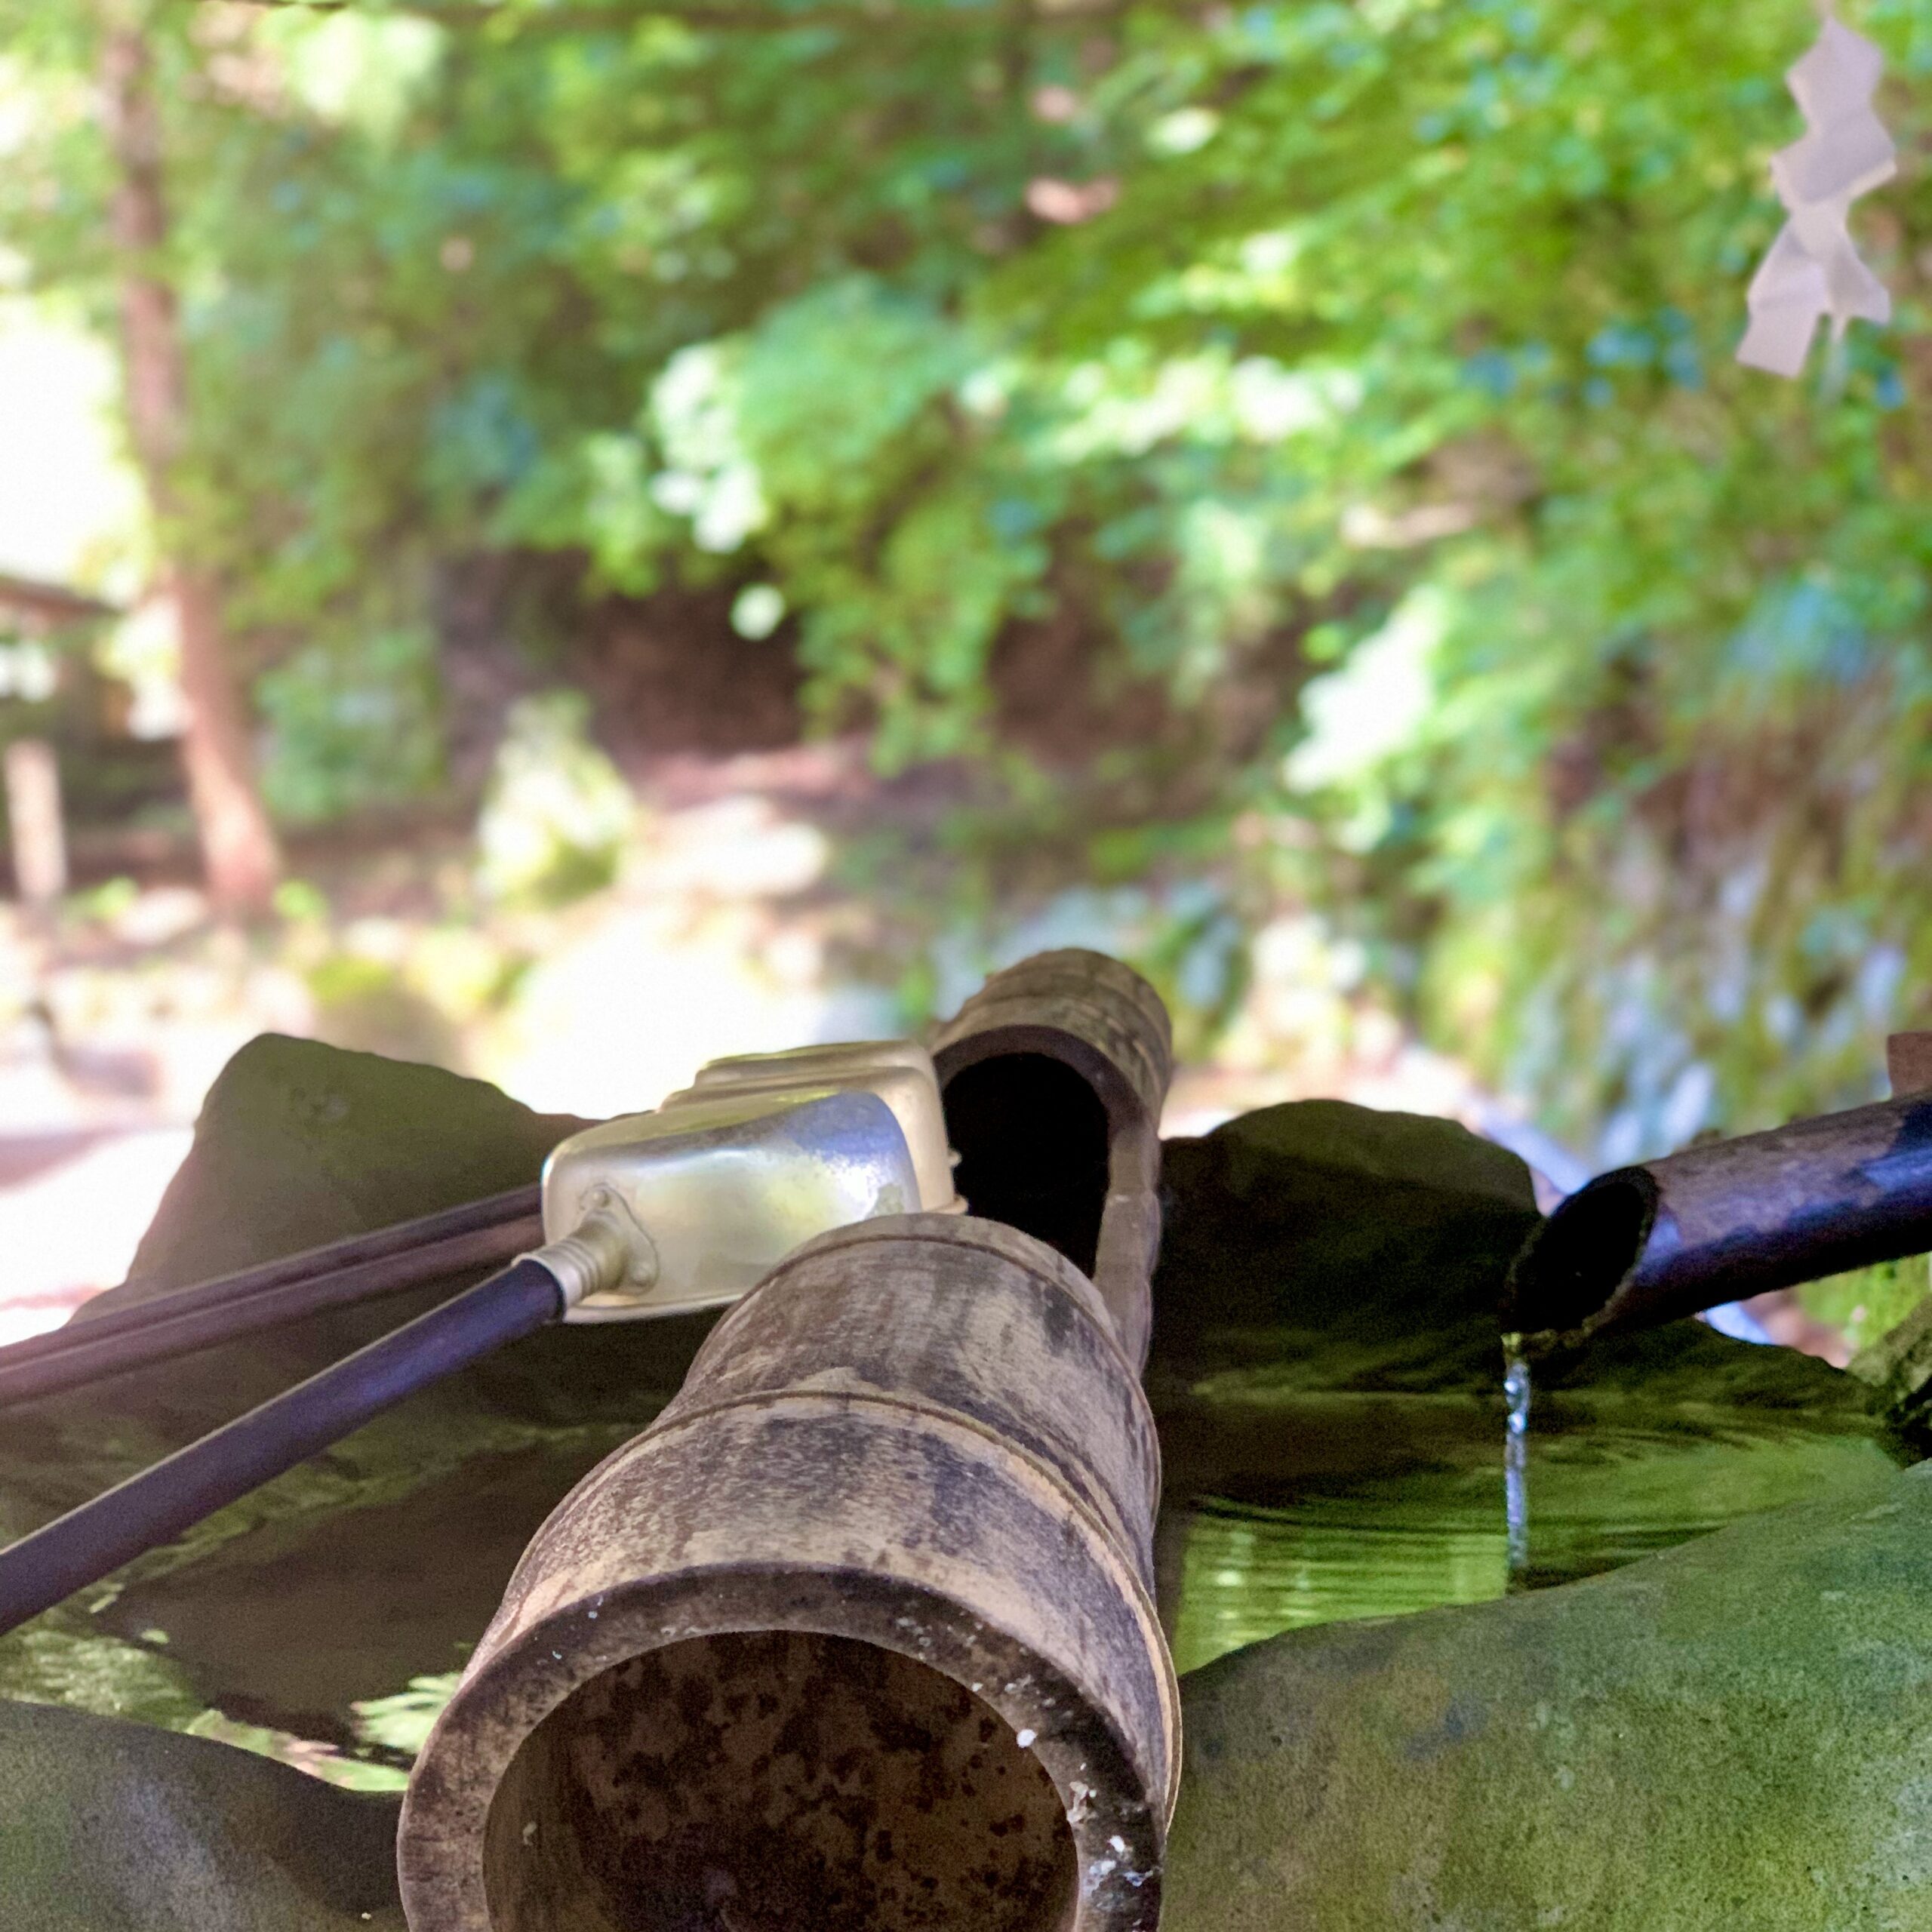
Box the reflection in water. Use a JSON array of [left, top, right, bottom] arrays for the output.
[[1166, 1397, 1893, 1675], [0, 1623, 416, 1790], [1175, 1484, 1509, 1670], [0, 1386, 1894, 1775]]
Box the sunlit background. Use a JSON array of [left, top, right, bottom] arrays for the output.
[[0, 0, 1926, 1368]]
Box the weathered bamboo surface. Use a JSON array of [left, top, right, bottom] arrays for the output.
[[1505, 1091, 1932, 1354], [398, 1217, 1177, 1932], [400, 951, 1180, 1931]]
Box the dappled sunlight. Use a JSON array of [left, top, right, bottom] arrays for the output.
[[0, 301, 142, 591], [0, 1128, 190, 1343]]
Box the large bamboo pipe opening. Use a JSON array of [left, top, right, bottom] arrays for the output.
[[480, 1630, 1078, 1932], [943, 1053, 1111, 1276]]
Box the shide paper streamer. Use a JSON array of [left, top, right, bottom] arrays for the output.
[[1737, 8, 1896, 380]]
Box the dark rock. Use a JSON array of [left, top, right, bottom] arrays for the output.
[[1152, 1099, 1543, 1396], [0, 1037, 706, 1778]]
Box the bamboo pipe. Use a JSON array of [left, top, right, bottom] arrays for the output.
[[1503, 1090, 1932, 1355], [397, 949, 1180, 1932]]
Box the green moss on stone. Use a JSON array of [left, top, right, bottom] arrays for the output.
[[1168, 1460, 1932, 1930], [0, 1700, 402, 1930]]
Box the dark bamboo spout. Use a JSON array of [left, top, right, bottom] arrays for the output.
[[1502, 1091, 1932, 1355]]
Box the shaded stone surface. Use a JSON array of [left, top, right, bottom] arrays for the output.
[[1166, 1458, 1932, 1931], [63, 1032, 697, 1442], [1153, 1098, 1867, 1413], [1149, 1102, 1890, 1669], [0, 1036, 709, 1730], [1, 1699, 401, 1930], [1152, 1098, 1544, 1396]]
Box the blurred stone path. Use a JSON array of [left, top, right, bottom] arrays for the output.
[[0, 1127, 192, 1343]]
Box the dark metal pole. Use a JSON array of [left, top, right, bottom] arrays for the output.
[[0, 1185, 539, 1393], [1502, 1091, 1932, 1354], [4, 1183, 540, 1358], [0, 1257, 564, 1635], [0, 1212, 543, 1407]]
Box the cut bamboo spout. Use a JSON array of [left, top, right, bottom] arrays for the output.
[[397, 950, 1179, 1932], [1503, 1084, 1932, 1356]]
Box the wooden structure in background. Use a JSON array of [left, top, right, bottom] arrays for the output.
[[0, 574, 119, 912], [3, 740, 66, 909]]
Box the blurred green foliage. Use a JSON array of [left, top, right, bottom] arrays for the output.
[[474, 689, 632, 902], [4, 0, 1932, 1155], [1799, 1256, 1930, 1357]]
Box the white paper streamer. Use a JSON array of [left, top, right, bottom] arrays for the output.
[[1737, 8, 1895, 379]]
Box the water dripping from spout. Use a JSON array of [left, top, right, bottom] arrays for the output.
[[1503, 1339, 1531, 1592]]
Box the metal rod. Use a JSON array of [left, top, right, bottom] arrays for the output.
[[0, 1213, 545, 1407], [1502, 1091, 1932, 1353], [0, 1257, 565, 1635], [0, 1183, 540, 1370]]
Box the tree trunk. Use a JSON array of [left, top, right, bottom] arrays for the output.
[[101, 17, 281, 914]]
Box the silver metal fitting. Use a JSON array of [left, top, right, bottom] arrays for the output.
[[541, 1084, 923, 1324], [524, 1192, 658, 1310], [663, 1038, 962, 1214]]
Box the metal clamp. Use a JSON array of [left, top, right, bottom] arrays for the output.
[[537, 1040, 958, 1323]]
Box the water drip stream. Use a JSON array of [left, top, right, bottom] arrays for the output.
[[1503, 1341, 1531, 1591]]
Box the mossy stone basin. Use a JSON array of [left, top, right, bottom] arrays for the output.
[[0, 1040, 1916, 1927]]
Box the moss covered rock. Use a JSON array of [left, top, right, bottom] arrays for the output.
[[1152, 1098, 1864, 1412], [1168, 1457, 1932, 1931], [1152, 1100, 1543, 1395], [0, 1700, 401, 1930], [0, 1037, 708, 1777], [1149, 1102, 1885, 1671]]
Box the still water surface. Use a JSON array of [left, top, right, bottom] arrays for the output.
[[1161, 1383, 1891, 1674], [0, 1367, 1895, 1778]]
